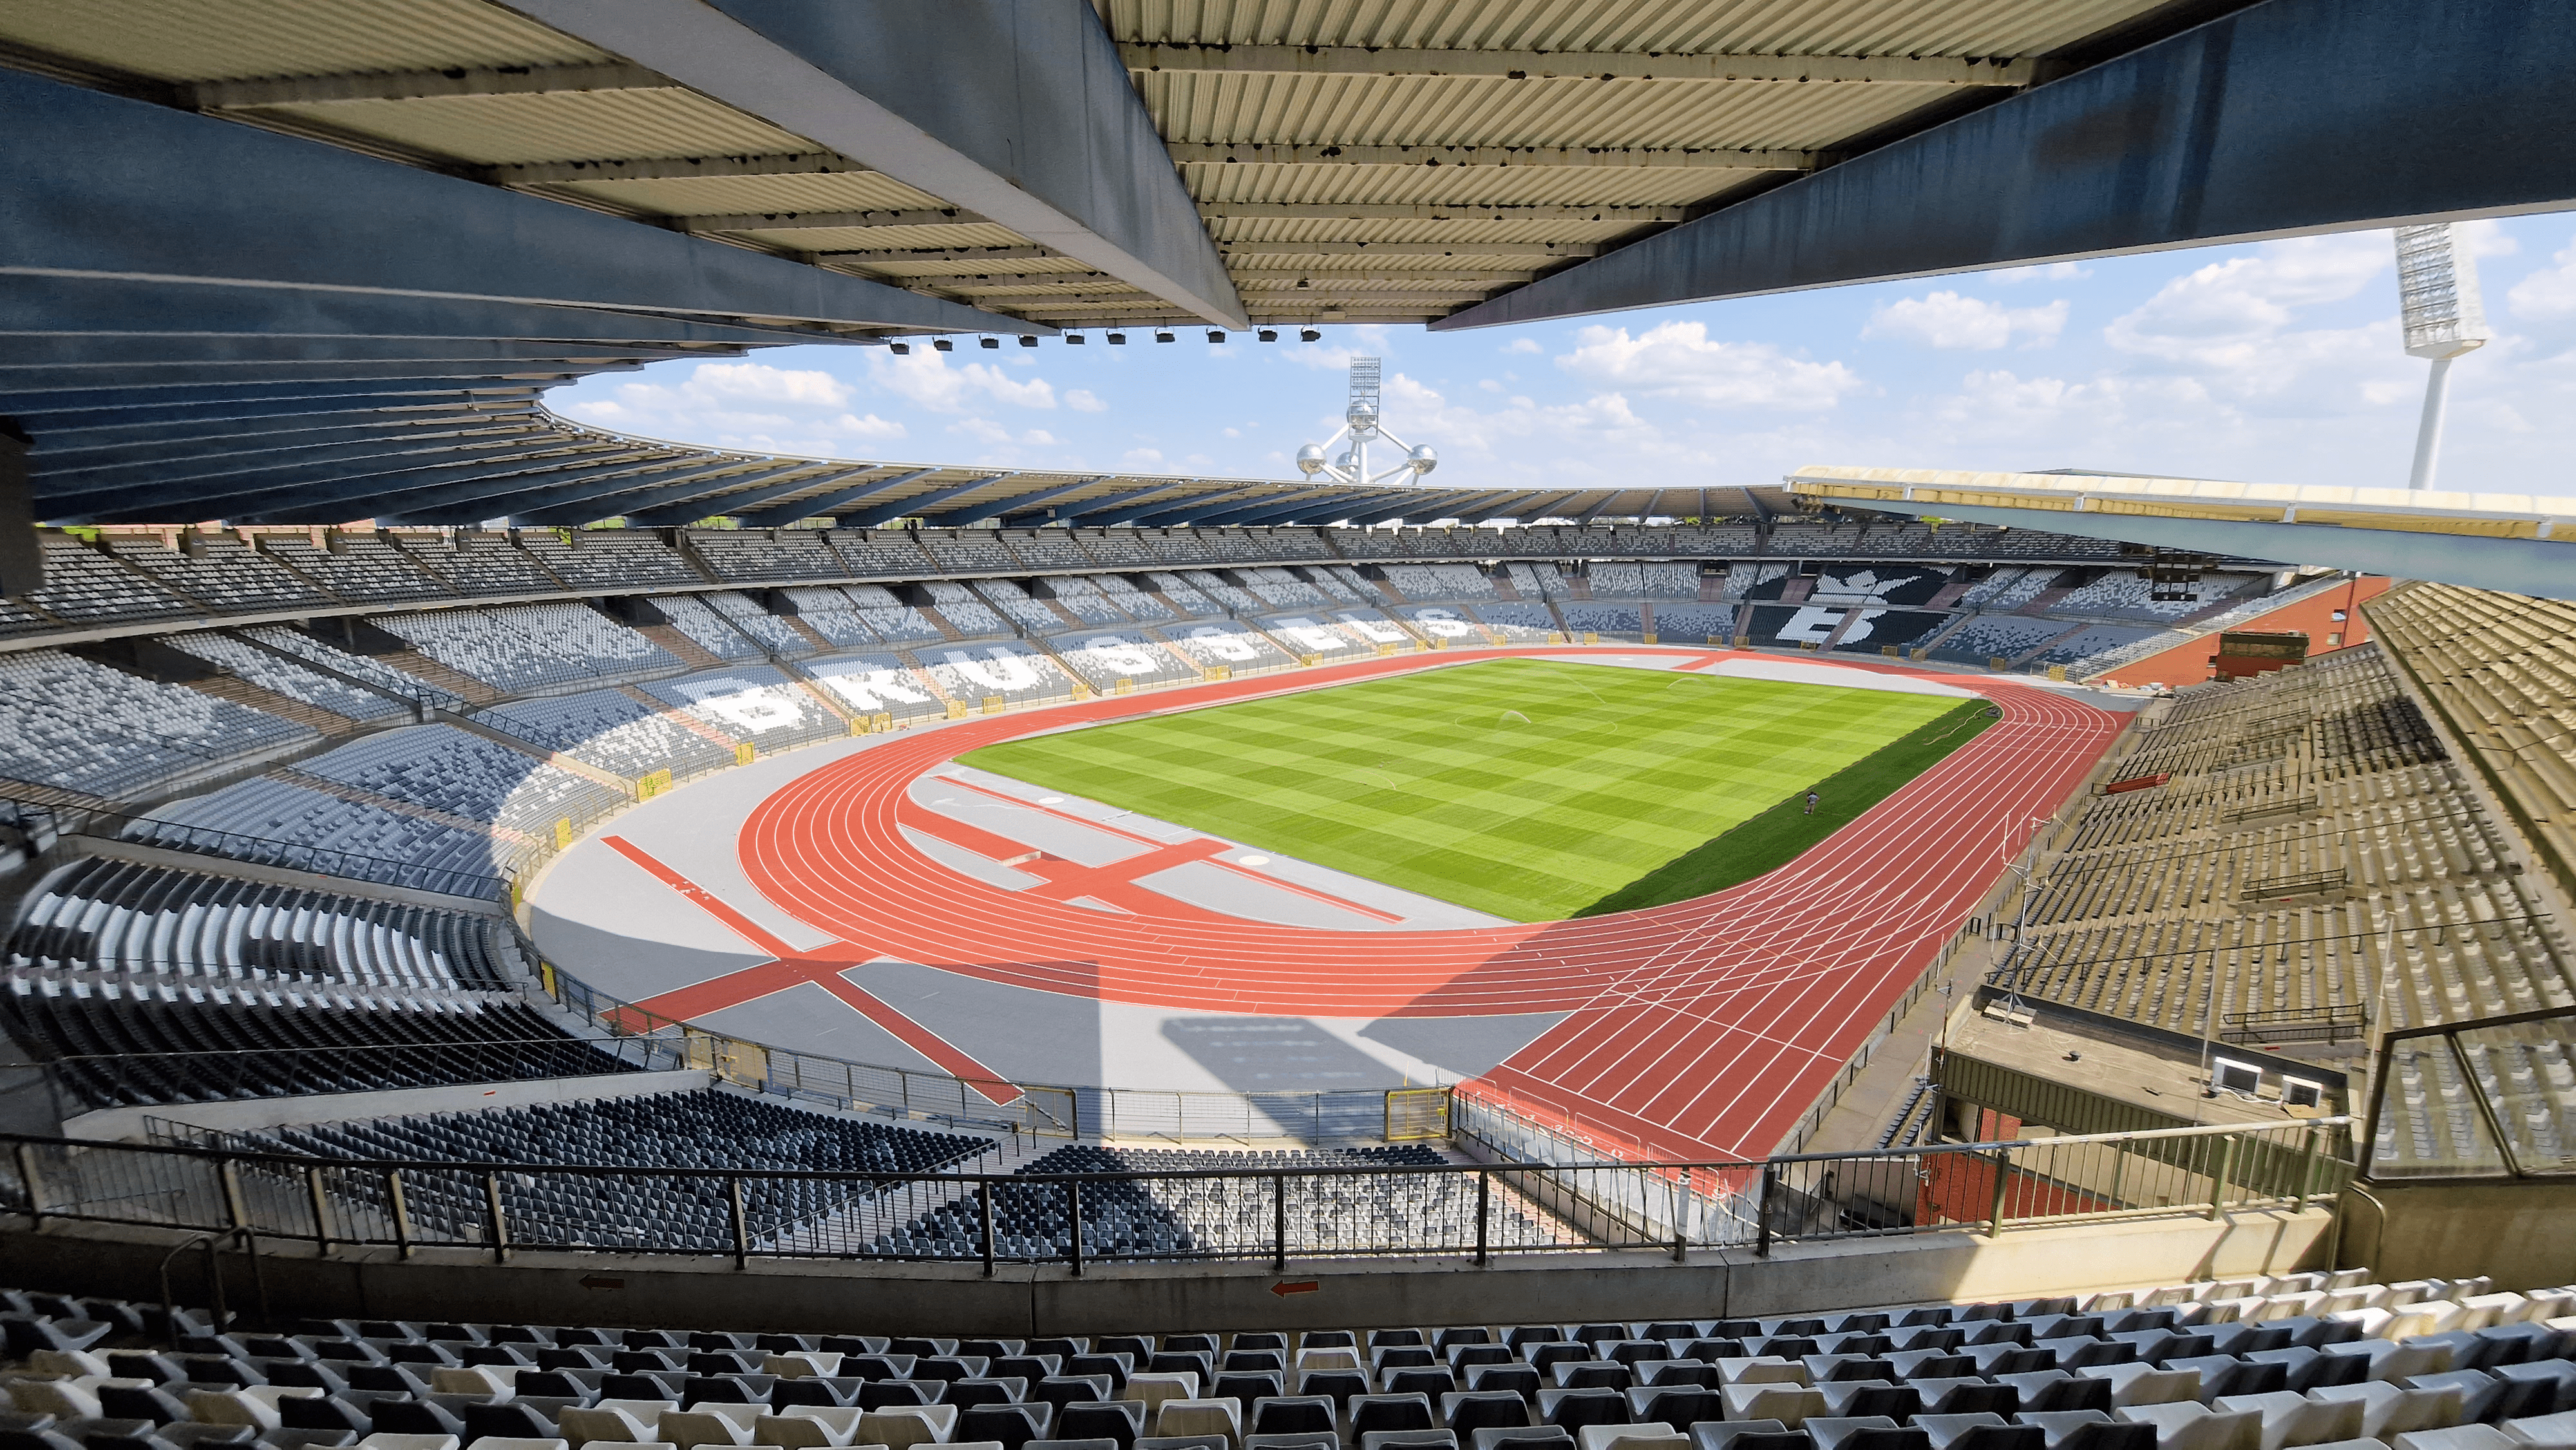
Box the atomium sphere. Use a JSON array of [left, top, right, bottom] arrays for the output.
[[1335, 450, 1358, 473], [1294, 443, 1327, 475], [1407, 444, 1438, 476], [1346, 400, 1379, 430]]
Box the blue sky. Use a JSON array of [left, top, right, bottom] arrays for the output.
[[549, 212, 2576, 501]]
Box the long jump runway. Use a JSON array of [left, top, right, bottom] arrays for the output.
[[530, 646, 2125, 1160]]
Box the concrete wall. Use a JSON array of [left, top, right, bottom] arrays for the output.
[[1, 1206, 2331, 1336], [2340, 1180, 2576, 1290], [62, 1071, 709, 1142]]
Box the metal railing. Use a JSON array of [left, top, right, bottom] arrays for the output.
[[2363, 1004, 2576, 1182], [0, 1114, 2346, 1272]]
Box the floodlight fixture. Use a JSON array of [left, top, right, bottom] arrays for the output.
[[1300, 328, 1321, 343], [1155, 330, 1176, 343], [1106, 332, 1126, 345], [933, 338, 954, 352], [2394, 223, 2492, 491], [889, 343, 911, 355], [1258, 329, 1278, 342]]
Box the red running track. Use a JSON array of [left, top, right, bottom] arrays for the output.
[[737, 646, 2123, 1160]]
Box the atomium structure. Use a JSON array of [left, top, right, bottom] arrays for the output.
[[1295, 357, 1438, 488]]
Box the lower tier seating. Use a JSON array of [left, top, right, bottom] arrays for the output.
[[232, 1090, 990, 1253], [3, 1272, 2571, 1450]]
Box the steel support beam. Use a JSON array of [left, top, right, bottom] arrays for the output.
[[675, 207, 992, 233], [922, 475, 1107, 526], [504, 0, 1247, 328], [485, 151, 869, 186], [637, 464, 881, 526], [1045, 482, 1187, 523], [1437, 0, 2576, 328], [0, 277, 844, 349], [0, 70, 1030, 335], [1202, 203, 1685, 223], [840, 473, 1018, 530], [499, 460, 819, 527], [189, 62, 666, 109], [1088, 489, 1245, 527], [737, 467, 937, 526], [0, 424, 37, 596], [1119, 44, 2034, 88], [1168, 143, 1816, 171], [1224, 241, 1602, 259]]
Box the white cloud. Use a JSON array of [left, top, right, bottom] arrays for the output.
[[1121, 447, 1165, 468], [2105, 234, 2389, 375], [549, 361, 904, 455], [866, 348, 1057, 411], [1556, 321, 1863, 410], [1865, 292, 2069, 350], [1987, 261, 2093, 284], [1502, 337, 1544, 354], [2507, 231, 2576, 321], [1064, 388, 1108, 412]]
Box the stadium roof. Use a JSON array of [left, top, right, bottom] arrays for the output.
[[1789, 465, 2576, 602], [5, 0, 2568, 531]]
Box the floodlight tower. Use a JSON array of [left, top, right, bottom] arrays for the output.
[[1295, 357, 1438, 487], [2393, 223, 2491, 491]]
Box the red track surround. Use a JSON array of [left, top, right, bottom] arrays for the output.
[[724, 646, 2121, 1160]]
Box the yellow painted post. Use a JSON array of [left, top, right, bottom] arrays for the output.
[[945, 701, 969, 719], [1640, 633, 1658, 645], [1583, 632, 1599, 645], [981, 695, 1005, 714], [1991, 657, 2010, 670], [872, 712, 891, 731], [1115, 678, 1134, 695], [735, 741, 756, 764], [2049, 664, 2069, 682], [553, 818, 572, 850], [1883, 645, 1900, 657]]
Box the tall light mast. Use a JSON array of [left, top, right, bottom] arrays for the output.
[[1295, 357, 1438, 487], [2394, 223, 2490, 491]]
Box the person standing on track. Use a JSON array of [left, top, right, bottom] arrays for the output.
[[1804, 789, 1821, 815]]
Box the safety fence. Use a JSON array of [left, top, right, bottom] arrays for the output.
[[0, 1116, 2347, 1271], [2362, 1004, 2576, 1182]]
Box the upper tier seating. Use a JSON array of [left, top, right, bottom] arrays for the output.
[[241, 1089, 990, 1252], [239, 626, 467, 713], [517, 530, 702, 590], [1303, 566, 1370, 603], [10, 856, 516, 993], [1589, 562, 1645, 599], [17, 538, 209, 636], [1003, 529, 1091, 569], [478, 688, 735, 782], [377, 605, 679, 695], [258, 536, 452, 603], [1561, 603, 1643, 636], [1643, 563, 1701, 600], [2005, 648, 2576, 1039], [920, 531, 1019, 575], [824, 530, 936, 576], [104, 535, 334, 613], [160, 633, 411, 724], [1385, 565, 1496, 603], [1141, 529, 1216, 565], [395, 531, 567, 595], [649, 595, 762, 661], [2054, 571, 2259, 621], [2026, 627, 2164, 672], [1470, 603, 1563, 641], [1076, 529, 1157, 566], [0, 649, 310, 801], [705, 593, 815, 658], [685, 529, 849, 583], [1234, 567, 1328, 609], [292, 725, 626, 843], [1654, 605, 1739, 643]]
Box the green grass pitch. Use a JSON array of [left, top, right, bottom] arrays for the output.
[[961, 658, 1970, 923]]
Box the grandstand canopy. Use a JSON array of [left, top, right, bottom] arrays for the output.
[[5, 0, 2571, 533], [1789, 466, 2576, 603]]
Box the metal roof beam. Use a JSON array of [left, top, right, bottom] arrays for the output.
[[42, 413, 533, 471], [497, 460, 821, 527], [41, 422, 556, 491], [1576, 494, 1626, 526], [923, 475, 1108, 526], [59, 440, 674, 523], [1121, 487, 1274, 527], [503, 0, 1247, 328], [1206, 491, 1380, 527], [1349, 496, 1440, 526], [1169, 142, 1816, 171], [1, 70, 1032, 335], [839, 472, 1019, 529], [1, 336, 721, 370], [1469, 491, 1582, 525], [735, 466, 938, 526], [1120, 44, 2034, 87], [1202, 203, 1685, 223], [1224, 241, 1600, 258], [818, 246, 1057, 265], [1435, 0, 2576, 328], [0, 278, 842, 349], [189, 61, 667, 109], [484, 151, 869, 185], [7, 382, 541, 427], [674, 207, 993, 233], [1087, 489, 1242, 527], [627, 464, 871, 525], [1, 360, 623, 395], [1045, 482, 1187, 523]]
